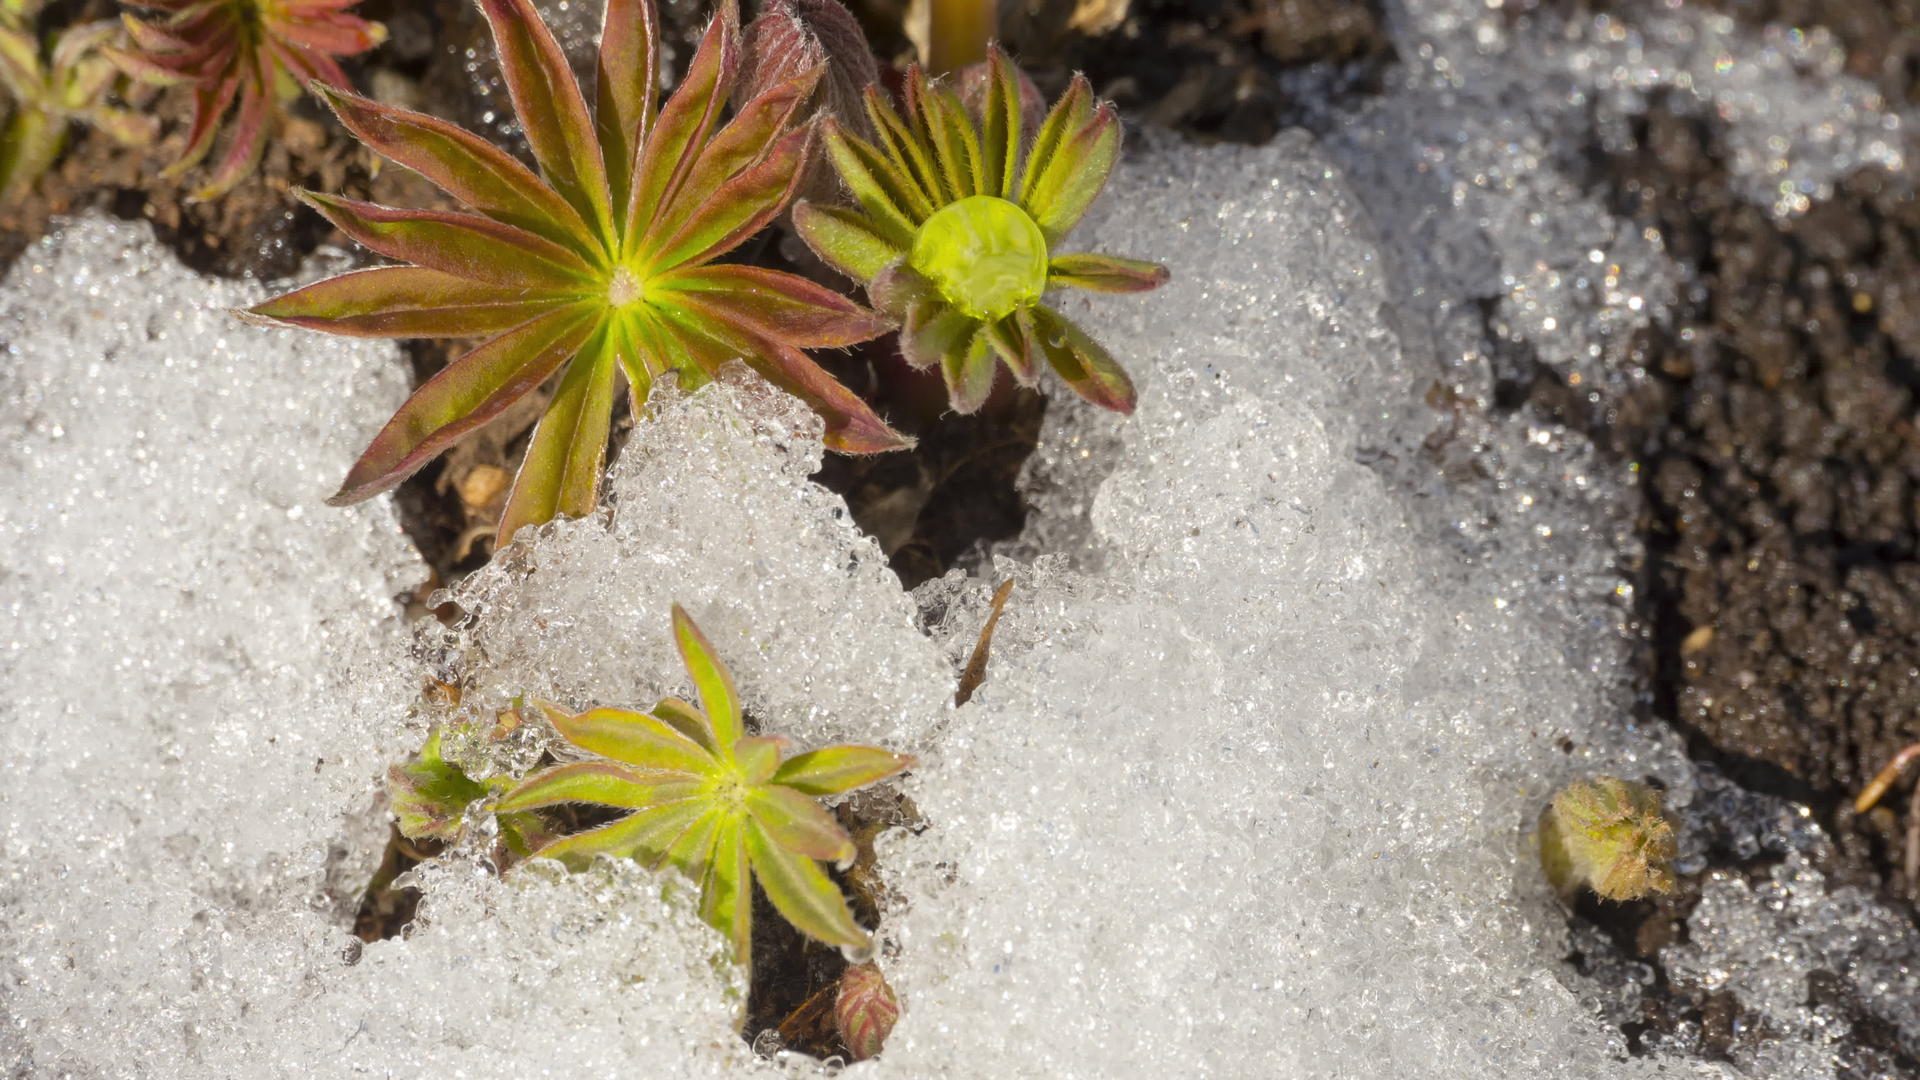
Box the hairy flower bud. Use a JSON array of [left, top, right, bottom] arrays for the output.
[[835, 963, 901, 1061], [1539, 776, 1677, 902]]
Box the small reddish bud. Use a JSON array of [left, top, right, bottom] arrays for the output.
[[835, 963, 900, 1061]]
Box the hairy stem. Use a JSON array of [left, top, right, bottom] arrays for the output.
[[927, 0, 993, 73]]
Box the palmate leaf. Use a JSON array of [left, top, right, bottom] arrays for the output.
[[793, 44, 1166, 415], [496, 606, 913, 966], [247, 0, 909, 548], [111, 0, 383, 198]]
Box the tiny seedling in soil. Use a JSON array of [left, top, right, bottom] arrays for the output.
[[1539, 776, 1677, 903], [108, 0, 384, 198], [496, 604, 914, 967], [795, 44, 1168, 415], [0, 4, 156, 200], [246, 0, 912, 548]]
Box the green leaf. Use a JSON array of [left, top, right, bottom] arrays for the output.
[[652, 265, 889, 348], [1025, 103, 1119, 246], [658, 804, 726, 880], [649, 123, 811, 270], [901, 303, 974, 372], [732, 735, 787, 783], [864, 83, 946, 212], [868, 260, 937, 319], [770, 745, 911, 796], [496, 341, 621, 546], [538, 701, 718, 776], [1048, 252, 1169, 294], [921, 78, 984, 199], [984, 314, 1037, 386], [745, 784, 853, 862], [329, 303, 600, 504], [702, 818, 753, 960], [535, 797, 709, 869], [655, 301, 913, 454], [1018, 73, 1092, 208], [476, 0, 613, 237], [671, 604, 745, 750], [944, 324, 996, 414], [296, 191, 599, 291], [595, 0, 658, 213], [624, 1, 737, 259], [650, 698, 718, 754], [312, 83, 595, 250], [822, 117, 925, 242], [494, 759, 702, 813], [1025, 304, 1136, 414], [388, 729, 491, 843], [791, 201, 907, 284], [643, 62, 819, 256], [744, 818, 868, 948], [244, 266, 566, 339], [194, 71, 268, 200], [979, 46, 1022, 200]]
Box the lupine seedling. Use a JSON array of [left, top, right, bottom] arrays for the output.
[[495, 605, 913, 965], [108, 0, 384, 198], [0, 5, 156, 200], [389, 723, 551, 857], [1538, 776, 1677, 903], [795, 45, 1167, 414], [244, 0, 911, 547]]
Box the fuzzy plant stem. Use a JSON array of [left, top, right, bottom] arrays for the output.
[[927, 0, 994, 73], [0, 106, 63, 201]]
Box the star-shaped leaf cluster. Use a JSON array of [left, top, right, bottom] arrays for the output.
[[246, 0, 910, 546], [497, 605, 913, 962], [795, 45, 1167, 414], [0, 10, 157, 200], [109, 0, 384, 197]]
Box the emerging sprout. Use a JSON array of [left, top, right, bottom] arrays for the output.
[[0, 8, 156, 200], [835, 962, 901, 1061], [497, 605, 914, 964], [1538, 776, 1677, 903], [389, 717, 551, 857], [108, 0, 384, 198], [795, 45, 1167, 414], [245, 0, 909, 547]]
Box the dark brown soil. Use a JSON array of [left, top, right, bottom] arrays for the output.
[[1573, 0, 1920, 895]]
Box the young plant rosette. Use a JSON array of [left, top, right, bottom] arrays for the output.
[[109, 0, 384, 198], [496, 605, 914, 965], [794, 45, 1168, 414], [244, 0, 909, 544], [0, 12, 157, 200]]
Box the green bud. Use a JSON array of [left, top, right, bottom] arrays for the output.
[[909, 195, 1048, 322], [1538, 776, 1677, 902]]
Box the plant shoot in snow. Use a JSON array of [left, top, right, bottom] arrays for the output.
[[109, 0, 384, 197], [0, 4, 156, 200], [497, 604, 914, 964], [1538, 776, 1677, 903], [796, 45, 1167, 414], [245, 0, 910, 546]]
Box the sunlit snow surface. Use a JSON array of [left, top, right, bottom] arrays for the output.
[[4, 0, 1919, 1075]]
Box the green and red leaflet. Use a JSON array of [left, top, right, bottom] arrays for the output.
[[246, 0, 910, 546], [496, 605, 915, 965], [109, 0, 384, 198], [794, 46, 1168, 415]]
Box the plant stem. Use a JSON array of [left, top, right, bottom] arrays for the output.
[[927, 0, 994, 74], [0, 106, 64, 202]]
